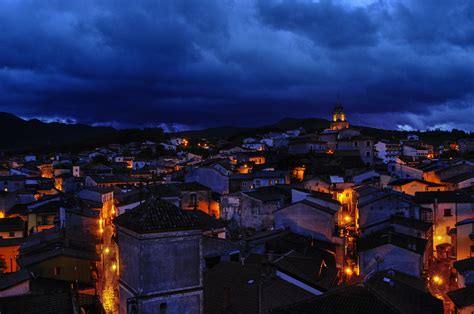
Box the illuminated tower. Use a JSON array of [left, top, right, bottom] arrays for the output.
[[330, 104, 349, 130]]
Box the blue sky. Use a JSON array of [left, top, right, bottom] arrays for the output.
[[0, 0, 473, 131]]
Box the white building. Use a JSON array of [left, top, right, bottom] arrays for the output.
[[403, 144, 429, 158], [374, 140, 401, 163]]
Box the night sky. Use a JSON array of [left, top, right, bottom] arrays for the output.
[[1, 0, 473, 132]]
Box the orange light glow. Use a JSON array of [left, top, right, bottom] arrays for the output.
[[433, 276, 442, 285], [344, 215, 351, 223], [0, 211, 4, 218], [345, 267, 353, 276]]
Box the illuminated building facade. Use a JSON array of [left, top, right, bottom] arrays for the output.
[[330, 105, 349, 130]]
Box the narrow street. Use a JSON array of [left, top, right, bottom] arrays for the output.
[[98, 204, 119, 314], [427, 257, 457, 313]]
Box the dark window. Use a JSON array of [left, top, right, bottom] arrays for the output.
[[354, 142, 358, 147], [8, 231, 14, 237], [54, 267, 61, 276], [444, 208, 452, 217], [366, 151, 371, 157], [366, 141, 371, 147], [190, 193, 197, 206]]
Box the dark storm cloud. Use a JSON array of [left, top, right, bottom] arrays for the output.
[[0, 0, 473, 130]]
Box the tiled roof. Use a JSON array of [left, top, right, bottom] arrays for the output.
[[230, 170, 289, 180], [448, 285, 474, 309], [388, 179, 444, 187], [0, 237, 27, 247], [274, 270, 443, 314], [360, 216, 433, 232], [188, 211, 226, 231], [453, 257, 474, 273], [366, 270, 443, 313], [176, 181, 211, 191], [275, 200, 337, 216], [305, 190, 341, 206], [357, 228, 427, 255], [18, 246, 99, 267], [243, 186, 291, 203], [204, 262, 313, 314], [358, 190, 413, 208], [443, 172, 474, 184], [0, 269, 30, 291], [414, 191, 473, 204], [274, 249, 337, 292], [88, 174, 140, 184], [0, 291, 75, 314], [114, 197, 201, 233], [0, 216, 25, 232], [273, 284, 399, 314], [80, 186, 113, 194]]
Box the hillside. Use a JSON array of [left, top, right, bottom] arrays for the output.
[[0, 113, 116, 151], [176, 116, 472, 146], [174, 117, 331, 140], [0, 112, 470, 153]]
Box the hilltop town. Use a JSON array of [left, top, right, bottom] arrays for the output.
[[0, 106, 473, 313]]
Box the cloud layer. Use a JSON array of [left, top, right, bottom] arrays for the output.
[[0, 0, 473, 130]]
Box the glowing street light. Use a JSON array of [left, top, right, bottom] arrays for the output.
[[433, 275, 443, 285], [345, 267, 353, 276], [112, 263, 117, 271]]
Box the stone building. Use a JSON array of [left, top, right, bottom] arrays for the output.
[[114, 197, 203, 314]]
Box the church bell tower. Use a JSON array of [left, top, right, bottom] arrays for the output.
[[330, 104, 349, 130]]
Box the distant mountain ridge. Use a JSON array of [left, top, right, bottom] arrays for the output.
[[0, 112, 116, 151], [173, 117, 331, 139], [0, 112, 469, 152]]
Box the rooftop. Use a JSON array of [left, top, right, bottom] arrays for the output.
[[114, 197, 202, 234], [0, 216, 25, 232], [357, 228, 427, 255], [448, 285, 474, 309], [204, 261, 313, 313], [274, 270, 443, 314]]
